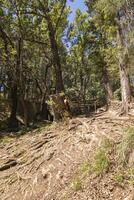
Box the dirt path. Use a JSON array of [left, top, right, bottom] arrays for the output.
[[0, 112, 134, 200]]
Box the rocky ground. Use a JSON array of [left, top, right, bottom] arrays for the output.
[[0, 111, 134, 200]]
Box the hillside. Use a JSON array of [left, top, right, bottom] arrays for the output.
[[0, 1, 134, 199], [0, 111, 134, 200]]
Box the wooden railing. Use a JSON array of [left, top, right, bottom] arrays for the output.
[[70, 100, 98, 114]]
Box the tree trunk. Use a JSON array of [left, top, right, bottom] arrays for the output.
[[17, 37, 30, 125], [117, 26, 131, 114], [44, 15, 70, 120], [20, 97, 29, 126], [80, 69, 84, 91], [8, 84, 18, 130], [100, 33, 113, 106], [102, 65, 113, 105], [119, 59, 131, 114], [40, 92, 49, 120], [49, 94, 71, 121], [45, 14, 64, 93]]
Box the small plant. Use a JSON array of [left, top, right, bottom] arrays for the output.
[[71, 178, 82, 191], [128, 167, 134, 186], [114, 172, 124, 184], [92, 139, 111, 174], [59, 91, 65, 97], [118, 127, 134, 166], [47, 98, 55, 106], [80, 161, 91, 174], [0, 136, 10, 146], [102, 139, 112, 149], [93, 148, 109, 173]]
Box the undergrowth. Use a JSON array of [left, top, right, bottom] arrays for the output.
[[118, 127, 134, 166], [71, 128, 134, 192], [0, 136, 11, 146], [70, 139, 112, 192], [92, 139, 112, 174]]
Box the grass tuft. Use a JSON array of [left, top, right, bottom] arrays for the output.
[[80, 161, 91, 174], [128, 167, 134, 186], [93, 148, 109, 173], [71, 178, 82, 191], [118, 127, 134, 166], [114, 171, 124, 184], [92, 139, 112, 174]]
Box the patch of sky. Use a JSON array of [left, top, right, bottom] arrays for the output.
[[67, 0, 87, 23]]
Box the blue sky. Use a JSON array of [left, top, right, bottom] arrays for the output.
[[67, 0, 87, 22]]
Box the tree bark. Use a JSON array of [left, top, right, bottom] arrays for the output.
[[8, 84, 18, 130], [20, 97, 29, 126], [102, 65, 113, 105], [117, 26, 131, 114], [119, 58, 131, 114], [45, 14, 64, 93]]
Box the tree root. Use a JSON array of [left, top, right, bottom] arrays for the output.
[[0, 160, 17, 171]]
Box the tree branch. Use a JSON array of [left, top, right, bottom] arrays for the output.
[[24, 38, 48, 46], [54, 0, 67, 34], [0, 26, 14, 48]]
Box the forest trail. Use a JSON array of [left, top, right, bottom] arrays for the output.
[[0, 112, 134, 200]]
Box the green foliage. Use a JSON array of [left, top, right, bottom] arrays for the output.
[[114, 171, 124, 184], [0, 136, 11, 146], [114, 167, 134, 186], [47, 98, 55, 107], [93, 139, 112, 174], [118, 127, 134, 166], [114, 88, 121, 101], [0, 0, 134, 126], [128, 167, 134, 186], [71, 177, 82, 191], [59, 91, 65, 97], [93, 148, 109, 173], [80, 161, 91, 174]]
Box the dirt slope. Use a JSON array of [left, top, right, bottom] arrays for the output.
[[0, 112, 134, 200]]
